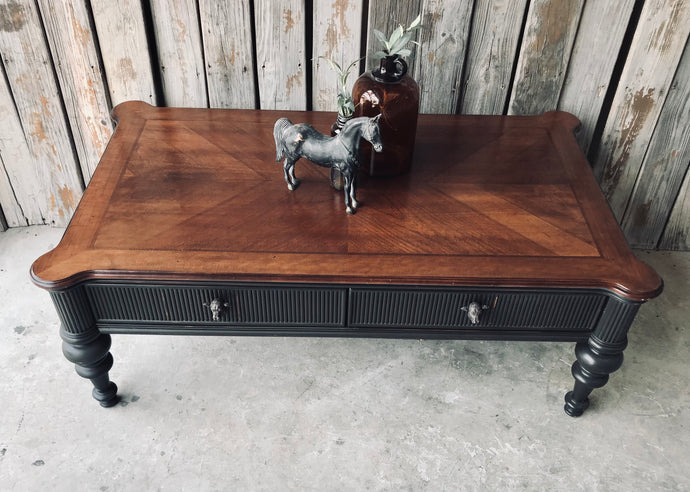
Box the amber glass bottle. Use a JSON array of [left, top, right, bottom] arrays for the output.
[[351, 55, 419, 176]]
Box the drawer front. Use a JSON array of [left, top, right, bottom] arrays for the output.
[[348, 288, 606, 331], [86, 284, 346, 327]]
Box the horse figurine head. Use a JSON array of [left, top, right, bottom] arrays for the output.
[[359, 114, 383, 153], [273, 114, 384, 215]]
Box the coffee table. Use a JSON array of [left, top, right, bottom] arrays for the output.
[[31, 102, 663, 416]]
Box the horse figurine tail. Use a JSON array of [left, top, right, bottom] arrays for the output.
[[273, 118, 293, 162]]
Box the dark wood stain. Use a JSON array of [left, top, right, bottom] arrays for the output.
[[31, 103, 662, 301]]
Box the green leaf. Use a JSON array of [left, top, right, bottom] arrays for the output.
[[409, 13, 422, 29], [397, 48, 412, 57], [389, 33, 412, 55], [389, 25, 404, 46], [374, 50, 388, 59], [373, 29, 390, 50]]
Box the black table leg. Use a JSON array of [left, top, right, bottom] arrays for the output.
[[564, 295, 641, 417], [50, 287, 119, 407]]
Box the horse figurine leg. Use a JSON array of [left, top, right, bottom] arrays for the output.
[[283, 157, 300, 190], [342, 169, 358, 214]]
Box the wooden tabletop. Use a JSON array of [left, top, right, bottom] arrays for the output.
[[31, 101, 662, 300]]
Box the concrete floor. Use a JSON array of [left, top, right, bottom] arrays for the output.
[[1, 225, 688, 491]]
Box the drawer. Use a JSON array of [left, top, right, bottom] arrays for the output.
[[85, 283, 347, 327], [348, 288, 607, 331]]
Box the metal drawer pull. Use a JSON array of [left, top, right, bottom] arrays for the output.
[[203, 298, 229, 321], [461, 302, 489, 324]]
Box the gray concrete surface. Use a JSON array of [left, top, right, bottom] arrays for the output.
[[1, 225, 689, 491]]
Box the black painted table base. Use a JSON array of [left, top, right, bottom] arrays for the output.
[[50, 282, 642, 416]]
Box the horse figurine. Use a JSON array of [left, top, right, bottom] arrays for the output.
[[273, 115, 383, 214]]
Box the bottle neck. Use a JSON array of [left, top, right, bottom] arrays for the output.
[[372, 55, 408, 83]]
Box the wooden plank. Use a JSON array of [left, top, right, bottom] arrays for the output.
[[659, 167, 690, 250], [312, 0, 363, 112], [90, 0, 157, 106], [199, 0, 256, 109], [507, 0, 585, 116], [0, 0, 83, 227], [0, 61, 45, 226], [621, 39, 690, 248], [254, 0, 307, 110], [592, 0, 690, 220], [460, 0, 528, 115], [149, 0, 207, 107], [365, 0, 422, 73], [557, 0, 636, 153], [413, 0, 473, 114], [38, 0, 113, 181]]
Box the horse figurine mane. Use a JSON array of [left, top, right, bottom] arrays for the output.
[[273, 115, 383, 214]]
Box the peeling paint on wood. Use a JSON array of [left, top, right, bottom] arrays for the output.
[[621, 39, 690, 248], [659, 168, 690, 250], [0, 1, 26, 32], [255, 0, 306, 110], [90, 0, 157, 105], [199, 0, 256, 109], [508, 0, 585, 116], [461, 0, 528, 115], [0, 0, 83, 227], [557, 0, 636, 153], [592, 0, 690, 220], [150, 0, 207, 107], [312, 0, 363, 112], [38, 0, 113, 182], [413, 0, 473, 114]]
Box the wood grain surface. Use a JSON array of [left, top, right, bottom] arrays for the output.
[[254, 0, 307, 110], [31, 103, 662, 301], [0, 0, 84, 227], [592, 0, 690, 220], [557, 0, 636, 153], [90, 0, 157, 106], [149, 0, 207, 107], [413, 0, 473, 114], [199, 0, 256, 109], [311, 0, 363, 112], [460, 0, 528, 115], [38, 0, 113, 181], [507, 0, 584, 116], [622, 39, 690, 248]]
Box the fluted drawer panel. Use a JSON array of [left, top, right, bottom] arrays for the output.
[[349, 289, 606, 330], [85, 284, 346, 326]]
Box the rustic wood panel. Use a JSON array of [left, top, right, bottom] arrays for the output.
[[0, 0, 83, 227], [660, 167, 690, 250], [90, 0, 157, 106], [312, 0, 363, 112], [621, 39, 690, 248], [199, 0, 256, 109], [149, 0, 207, 107], [592, 0, 690, 220], [254, 0, 307, 110], [38, 0, 113, 181], [0, 61, 45, 226], [557, 0, 636, 153], [460, 0, 528, 115], [413, 0, 473, 114], [365, 0, 422, 73], [507, 0, 584, 116]]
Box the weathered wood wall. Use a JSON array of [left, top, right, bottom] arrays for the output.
[[0, 0, 688, 249]]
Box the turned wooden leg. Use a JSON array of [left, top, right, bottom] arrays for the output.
[[61, 327, 119, 407], [564, 337, 625, 417], [50, 287, 119, 407], [564, 296, 641, 417]]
